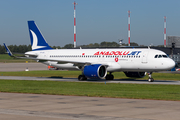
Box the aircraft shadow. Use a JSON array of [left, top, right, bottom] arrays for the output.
[[112, 79, 177, 83], [47, 76, 177, 83], [82, 78, 177, 83]]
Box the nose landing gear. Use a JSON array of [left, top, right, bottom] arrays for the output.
[[147, 72, 154, 82]]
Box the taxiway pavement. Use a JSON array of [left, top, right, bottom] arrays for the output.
[[0, 63, 48, 71], [0, 92, 180, 120]]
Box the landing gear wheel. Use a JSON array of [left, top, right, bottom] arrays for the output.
[[148, 78, 154, 82], [147, 72, 154, 82], [78, 75, 87, 81], [105, 74, 114, 80]]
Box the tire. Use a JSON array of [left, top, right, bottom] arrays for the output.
[[148, 78, 154, 82], [78, 75, 87, 81], [105, 75, 114, 80]]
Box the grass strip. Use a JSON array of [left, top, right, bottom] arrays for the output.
[[0, 71, 81, 78], [0, 54, 35, 63], [0, 80, 180, 101], [1, 70, 180, 80]]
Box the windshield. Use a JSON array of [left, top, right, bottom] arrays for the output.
[[154, 54, 168, 58]]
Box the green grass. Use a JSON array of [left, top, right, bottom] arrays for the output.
[[0, 70, 81, 78], [0, 80, 180, 101], [0, 54, 35, 63], [0, 70, 180, 80]]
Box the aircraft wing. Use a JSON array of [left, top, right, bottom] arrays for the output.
[[29, 56, 109, 67], [36, 57, 94, 66]]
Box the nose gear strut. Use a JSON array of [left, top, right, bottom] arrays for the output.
[[147, 72, 154, 82]]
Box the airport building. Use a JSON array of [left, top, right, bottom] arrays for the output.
[[153, 36, 180, 67]]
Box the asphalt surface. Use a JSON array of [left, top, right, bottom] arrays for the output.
[[0, 63, 48, 71], [0, 63, 180, 120], [0, 92, 180, 120]]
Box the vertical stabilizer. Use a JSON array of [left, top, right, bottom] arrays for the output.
[[28, 21, 52, 51]]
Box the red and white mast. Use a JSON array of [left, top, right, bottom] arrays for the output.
[[164, 16, 166, 47], [73, 1, 78, 48], [128, 10, 130, 46]]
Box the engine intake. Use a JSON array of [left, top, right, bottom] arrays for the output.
[[124, 72, 146, 78], [83, 64, 107, 79]]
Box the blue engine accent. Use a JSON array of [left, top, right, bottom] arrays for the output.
[[83, 64, 107, 79]]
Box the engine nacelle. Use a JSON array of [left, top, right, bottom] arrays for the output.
[[83, 64, 107, 79], [124, 72, 146, 78]]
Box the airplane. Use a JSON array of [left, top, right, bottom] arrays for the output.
[[4, 21, 175, 82]]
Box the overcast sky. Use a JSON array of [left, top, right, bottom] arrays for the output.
[[1, 0, 180, 47]]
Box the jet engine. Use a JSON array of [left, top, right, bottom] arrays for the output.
[[83, 64, 107, 79], [124, 72, 146, 78]]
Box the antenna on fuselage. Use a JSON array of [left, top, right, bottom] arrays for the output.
[[148, 43, 153, 49], [118, 39, 123, 47]]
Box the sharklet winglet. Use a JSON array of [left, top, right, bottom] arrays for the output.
[[3, 43, 13, 57]]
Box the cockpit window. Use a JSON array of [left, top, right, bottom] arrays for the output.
[[158, 55, 162, 58], [162, 55, 168, 58], [154, 54, 168, 58]]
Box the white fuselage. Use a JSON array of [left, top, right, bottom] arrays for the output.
[[25, 48, 175, 72]]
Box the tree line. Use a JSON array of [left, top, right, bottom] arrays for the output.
[[0, 44, 62, 54], [1, 41, 163, 54], [61, 42, 139, 49]]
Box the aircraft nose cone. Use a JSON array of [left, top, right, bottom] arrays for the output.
[[168, 59, 175, 69]]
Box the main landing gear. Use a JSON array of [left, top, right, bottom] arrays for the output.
[[105, 72, 114, 80], [147, 72, 154, 82], [78, 75, 87, 81], [78, 73, 114, 81]]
